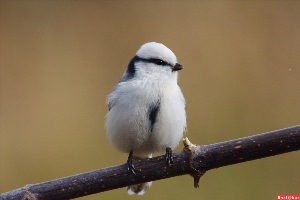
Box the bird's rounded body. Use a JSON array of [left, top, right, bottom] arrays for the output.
[[105, 42, 186, 195], [106, 68, 185, 158]]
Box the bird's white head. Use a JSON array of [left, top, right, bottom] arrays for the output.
[[122, 42, 183, 82], [136, 42, 178, 67]]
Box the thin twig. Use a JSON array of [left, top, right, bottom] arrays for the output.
[[1, 125, 300, 200]]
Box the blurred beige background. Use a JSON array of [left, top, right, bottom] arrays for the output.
[[1, 1, 300, 199]]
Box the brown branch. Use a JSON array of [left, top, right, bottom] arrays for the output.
[[1, 125, 300, 200]]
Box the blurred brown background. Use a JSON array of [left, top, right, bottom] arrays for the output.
[[1, 1, 300, 199]]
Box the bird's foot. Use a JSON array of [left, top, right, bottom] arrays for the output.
[[127, 151, 136, 175], [165, 147, 174, 165]]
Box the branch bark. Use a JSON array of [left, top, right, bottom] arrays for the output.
[[1, 125, 300, 200]]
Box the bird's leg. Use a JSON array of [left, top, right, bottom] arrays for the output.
[[165, 147, 174, 165], [127, 151, 136, 175]]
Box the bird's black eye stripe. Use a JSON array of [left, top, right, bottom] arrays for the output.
[[122, 55, 174, 83], [148, 58, 169, 66], [135, 56, 171, 67]]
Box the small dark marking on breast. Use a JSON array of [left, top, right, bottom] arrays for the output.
[[148, 100, 161, 132]]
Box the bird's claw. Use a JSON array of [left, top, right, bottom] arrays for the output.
[[165, 147, 174, 165], [127, 151, 136, 175]]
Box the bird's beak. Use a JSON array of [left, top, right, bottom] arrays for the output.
[[172, 63, 183, 71]]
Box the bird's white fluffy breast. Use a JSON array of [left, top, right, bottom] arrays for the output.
[[105, 76, 186, 157], [150, 82, 186, 152]]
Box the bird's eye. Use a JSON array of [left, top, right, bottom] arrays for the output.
[[153, 59, 167, 66]]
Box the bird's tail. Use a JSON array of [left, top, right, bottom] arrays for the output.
[[127, 182, 152, 195], [127, 154, 152, 195]]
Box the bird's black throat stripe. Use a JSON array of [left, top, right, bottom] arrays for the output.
[[148, 100, 161, 132]]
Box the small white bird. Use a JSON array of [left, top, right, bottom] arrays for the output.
[[105, 42, 186, 195]]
